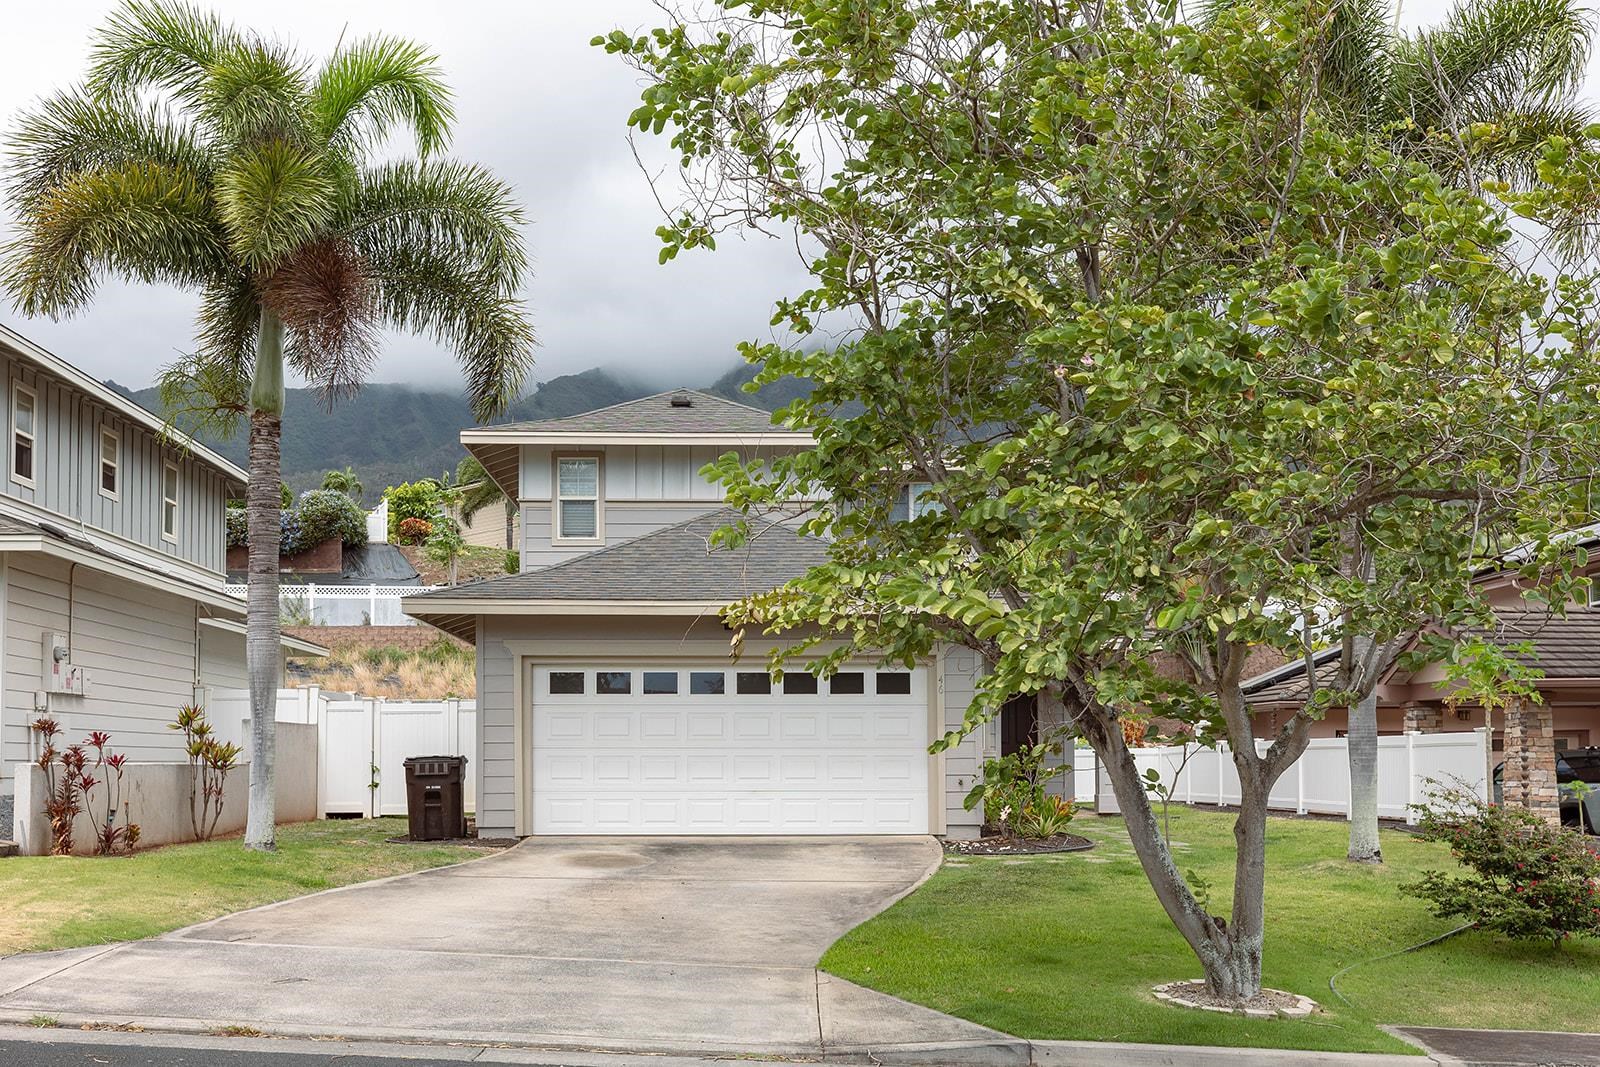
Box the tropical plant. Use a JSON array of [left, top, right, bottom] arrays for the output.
[[1402, 783, 1600, 947], [457, 454, 517, 551], [288, 489, 366, 552], [225, 506, 247, 548], [82, 730, 137, 855], [385, 481, 443, 539], [320, 466, 364, 501], [964, 741, 1072, 840], [31, 718, 84, 856], [1, 2, 535, 850], [170, 705, 241, 842], [396, 516, 433, 545], [609, 0, 1600, 1000]]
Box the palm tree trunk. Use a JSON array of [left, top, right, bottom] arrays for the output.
[[243, 308, 285, 852], [1346, 680, 1383, 863]]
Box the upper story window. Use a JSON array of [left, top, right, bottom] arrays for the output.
[[99, 426, 120, 499], [903, 481, 944, 519], [12, 384, 36, 487], [161, 461, 179, 542], [555, 455, 602, 543]]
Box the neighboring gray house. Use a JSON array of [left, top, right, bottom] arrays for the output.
[[0, 323, 312, 811], [405, 389, 1005, 839]]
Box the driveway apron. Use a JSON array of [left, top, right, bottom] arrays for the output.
[[0, 836, 1009, 1057]]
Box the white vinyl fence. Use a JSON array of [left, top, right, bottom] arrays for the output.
[[1073, 728, 1490, 824], [223, 583, 442, 626], [209, 687, 477, 819]]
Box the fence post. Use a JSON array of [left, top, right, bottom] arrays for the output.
[[1183, 744, 1192, 804], [369, 584, 378, 625], [367, 696, 381, 818], [306, 583, 317, 625], [447, 698, 461, 755], [1475, 726, 1492, 802], [1405, 731, 1419, 825], [1296, 748, 1307, 814]]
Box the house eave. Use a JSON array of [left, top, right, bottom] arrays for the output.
[[403, 597, 730, 618], [0, 534, 244, 614], [460, 430, 813, 447]]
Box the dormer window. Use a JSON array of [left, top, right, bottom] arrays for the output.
[[555, 454, 602, 544], [12, 384, 36, 487]]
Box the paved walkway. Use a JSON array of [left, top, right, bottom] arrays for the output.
[[0, 837, 1012, 1060], [1397, 1026, 1600, 1066]]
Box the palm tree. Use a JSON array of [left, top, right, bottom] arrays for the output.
[[321, 466, 364, 502], [1, 1, 534, 850], [457, 454, 516, 551], [1208, 0, 1592, 864]]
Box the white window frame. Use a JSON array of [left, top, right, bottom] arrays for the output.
[[907, 481, 944, 518], [11, 383, 36, 489], [552, 452, 604, 546], [161, 460, 180, 543], [98, 426, 121, 501]]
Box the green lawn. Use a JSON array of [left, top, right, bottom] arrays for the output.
[[821, 809, 1600, 1054], [0, 818, 489, 956]]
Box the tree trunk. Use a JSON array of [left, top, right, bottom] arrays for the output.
[[1346, 642, 1383, 864], [1085, 708, 1284, 1001], [504, 500, 515, 553], [243, 308, 285, 852]]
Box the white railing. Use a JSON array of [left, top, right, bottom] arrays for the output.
[[223, 583, 442, 626], [208, 687, 477, 818], [1074, 729, 1490, 824]]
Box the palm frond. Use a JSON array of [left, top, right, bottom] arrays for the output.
[[1320, 0, 1400, 129], [365, 243, 534, 421], [87, 0, 242, 102], [341, 160, 529, 284], [312, 35, 455, 159], [4, 88, 211, 216], [195, 269, 261, 368], [1395, 0, 1594, 123], [195, 39, 313, 148], [155, 351, 250, 440], [1, 161, 225, 317], [214, 139, 336, 270], [455, 454, 505, 521]]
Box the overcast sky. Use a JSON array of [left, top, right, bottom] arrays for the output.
[[0, 0, 1592, 395]]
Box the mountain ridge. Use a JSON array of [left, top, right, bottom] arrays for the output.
[[107, 363, 805, 499]]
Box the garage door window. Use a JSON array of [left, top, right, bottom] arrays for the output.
[[829, 672, 864, 695], [876, 672, 912, 695], [735, 671, 772, 695], [550, 671, 584, 694], [642, 671, 679, 694], [689, 671, 725, 694], [783, 672, 818, 695], [597, 671, 631, 694]]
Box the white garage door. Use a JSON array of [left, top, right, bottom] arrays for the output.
[[531, 663, 930, 834]]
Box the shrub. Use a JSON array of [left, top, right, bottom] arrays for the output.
[[385, 481, 440, 538], [963, 739, 1074, 839], [505, 550, 519, 573], [170, 705, 240, 842], [1400, 784, 1600, 948], [225, 506, 247, 548], [396, 516, 433, 544], [290, 489, 366, 551]]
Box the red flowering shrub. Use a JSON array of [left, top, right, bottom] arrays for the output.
[[1401, 784, 1600, 948], [396, 516, 433, 545]]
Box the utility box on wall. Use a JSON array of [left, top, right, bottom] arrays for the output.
[[41, 633, 89, 695]]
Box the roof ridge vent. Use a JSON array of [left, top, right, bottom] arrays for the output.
[[669, 393, 694, 408]]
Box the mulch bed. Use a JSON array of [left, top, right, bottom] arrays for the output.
[[944, 832, 1094, 856], [1153, 980, 1317, 1018]]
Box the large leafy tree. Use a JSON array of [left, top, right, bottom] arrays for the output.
[[2, 1, 534, 850], [605, 0, 1600, 999], [1245, 0, 1597, 865]]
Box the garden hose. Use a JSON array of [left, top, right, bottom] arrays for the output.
[[1327, 924, 1475, 1008]]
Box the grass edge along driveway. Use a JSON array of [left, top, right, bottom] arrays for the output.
[[0, 818, 490, 957], [820, 808, 1600, 1054]]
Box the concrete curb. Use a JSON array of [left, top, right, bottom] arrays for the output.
[[0, 1010, 1448, 1066]]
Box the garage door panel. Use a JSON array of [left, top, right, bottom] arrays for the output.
[[532, 663, 930, 835]]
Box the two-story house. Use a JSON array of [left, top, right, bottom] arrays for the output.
[[0, 323, 316, 813], [404, 388, 1001, 840]]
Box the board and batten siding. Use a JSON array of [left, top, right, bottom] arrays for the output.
[[1, 354, 230, 576], [0, 556, 229, 793]]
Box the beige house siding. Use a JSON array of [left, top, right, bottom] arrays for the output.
[[462, 504, 518, 550], [0, 555, 245, 795]]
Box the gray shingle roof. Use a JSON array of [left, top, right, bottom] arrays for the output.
[[406, 509, 828, 603], [1242, 608, 1600, 704], [489, 389, 783, 435]]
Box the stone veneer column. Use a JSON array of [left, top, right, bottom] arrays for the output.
[[1502, 696, 1560, 825], [1402, 702, 1444, 733]]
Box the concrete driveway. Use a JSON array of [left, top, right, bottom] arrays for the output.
[[0, 837, 1013, 1059]]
